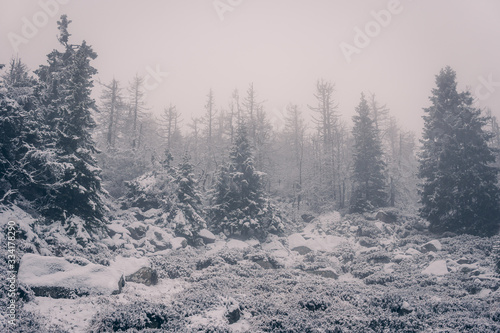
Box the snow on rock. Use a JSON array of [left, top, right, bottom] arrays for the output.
[[125, 267, 158, 286], [288, 232, 348, 254], [107, 223, 130, 236], [422, 260, 448, 276], [171, 237, 188, 250], [109, 255, 150, 276], [303, 211, 341, 235], [18, 254, 124, 298], [305, 267, 339, 279], [245, 238, 260, 247], [288, 233, 309, 251], [392, 254, 410, 263], [198, 229, 216, 244], [421, 240, 442, 253], [23, 297, 99, 333], [405, 248, 421, 256], [262, 239, 288, 257], [226, 239, 250, 249], [206, 240, 227, 255]]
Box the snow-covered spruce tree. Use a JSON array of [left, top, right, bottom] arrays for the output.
[[172, 153, 206, 239], [419, 67, 500, 236], [34, 16, 106, 233], [123, 150, 207, 241], [350, 93, 387, 213], [0, 58, 50, 209], [211, 122, 284, 239], [123, 150, 176, 212]]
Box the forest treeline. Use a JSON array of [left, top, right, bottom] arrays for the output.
[[1, 16, 499, 243]]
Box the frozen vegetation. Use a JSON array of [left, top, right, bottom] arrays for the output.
[[1, 205, 499, 332]]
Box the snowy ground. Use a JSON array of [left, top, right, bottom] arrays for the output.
[[3, 208, 500, 332]]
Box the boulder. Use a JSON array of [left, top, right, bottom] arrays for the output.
[[405, 248, 421, 256], [18, 254, 123, 298], [126, 222, 147, 240], [198, 229, 216, 244], [305, 268, 339, 279], [247, 253, 281, 269], [171, 237, 188, 250], [422, 260, 448, 276], [292, 245, 313, 255], [125, 267, 158, 286], [459, 264, 478, 273], [375, 211, 397, 223], [226, 239, 249, 249], [398, 301, 413, 315], [421, 240, 442, 253], [288, 233, 310, 253], [301, 214, 315, 223], [359, 237, 377, 248], [457, 257, 473, 265], [226, 303, 241, 324]]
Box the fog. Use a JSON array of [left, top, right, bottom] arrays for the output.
[[2, 0, 500, 135]]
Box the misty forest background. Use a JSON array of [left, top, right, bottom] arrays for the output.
[[1, 16, 500, 242]]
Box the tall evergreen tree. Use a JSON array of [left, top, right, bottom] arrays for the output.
[[419, 67, 500, 236], [211, 122, 283, 239], [350, 93, 387, 212], [35, 15, 106, 230], [172, 153, 206, 239]]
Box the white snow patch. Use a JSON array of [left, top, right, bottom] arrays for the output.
[[478, 288, 492, 298], [406, 248, 421, 256], [226, 239, 249, 249], [188, 306, 227, 330], [108, 223, 130, 235], [422, 260, 448, 276], [18, 254, 123, 295], [171, 237, 187, 250], [23, 296, 99, 333], [206, 240, 227, 255], [109, 255, 149, 276]]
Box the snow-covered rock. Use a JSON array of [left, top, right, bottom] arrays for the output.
[[109, 255, 150, 276], [405, 248, 421, 256], [304, 267, 339, 279], [375, 210, 397, 223], [226, 239, 249, 249], [18, 254, 124, 298], [288, 233, 308, 250], [171, 237, 188, 250], [125, 267, 158, 286], [400, 301, 413, 314], [198, 229, 216, 244], [245, 238, 260, 247], [422, 260, 448, 276], [421, 240, 442, 253]]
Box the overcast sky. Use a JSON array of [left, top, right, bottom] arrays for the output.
[[2, 0, 500, 135]]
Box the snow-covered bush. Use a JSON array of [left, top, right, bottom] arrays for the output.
[[89, 301, 186, 332], [122, 152, 207, 243]]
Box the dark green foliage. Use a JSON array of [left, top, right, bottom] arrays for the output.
[[419, 67, 500, 236], [0, 59, 45, 208], [211, 123, 284, 239], [123, 151, 206, 240], [350, 93, 387, 213], [32, 15, 106, 231], [173, 153, 206, 238]]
